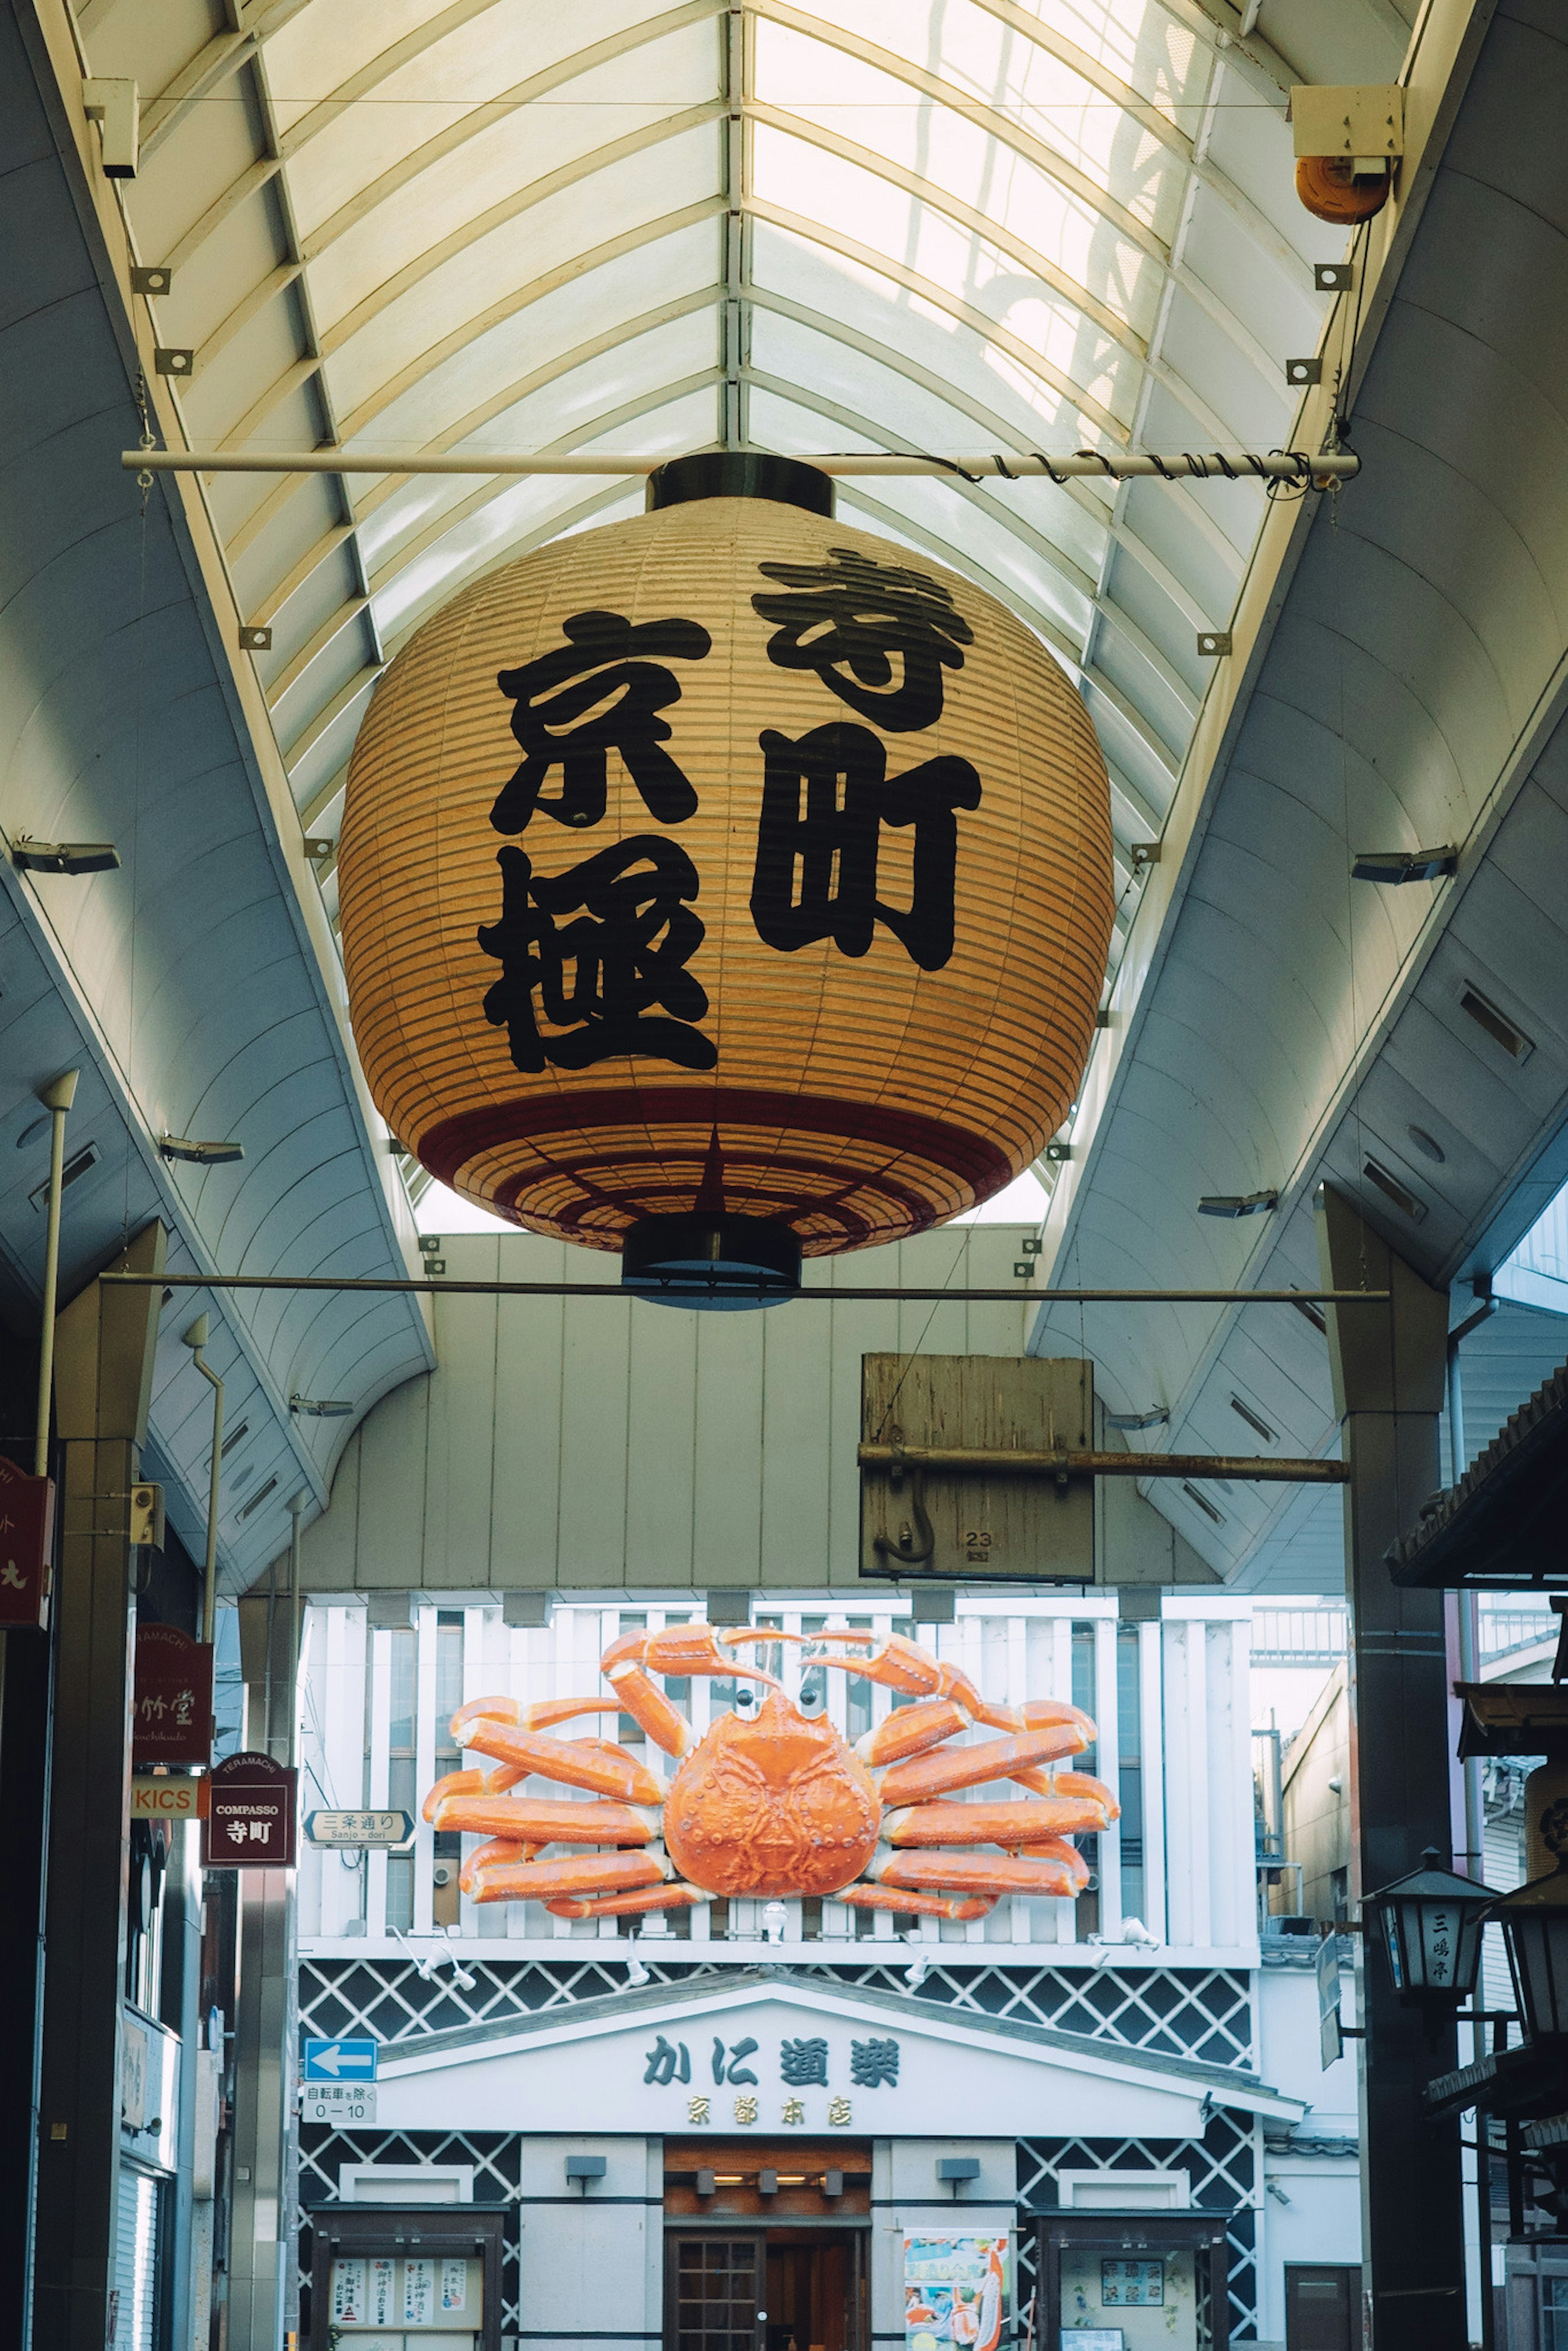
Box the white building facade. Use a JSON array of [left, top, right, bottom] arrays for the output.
[[293, 1591, 1361, 2351]]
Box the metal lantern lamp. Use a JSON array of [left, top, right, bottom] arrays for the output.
[[1494, 1861, 1568, 2043], [1365, 1848, 1489, 2007]]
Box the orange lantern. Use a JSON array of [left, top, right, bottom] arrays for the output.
[[339, 455, 1113, 1303]]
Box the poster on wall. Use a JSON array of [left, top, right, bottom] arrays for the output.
[[331, 2260, 367, 2324], [904, 2232, 1009, 2351]]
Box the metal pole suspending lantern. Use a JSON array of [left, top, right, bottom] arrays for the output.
[[338, 451, 1117, 1306]]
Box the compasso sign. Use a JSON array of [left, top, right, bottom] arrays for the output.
[[339, 453, 1113, 1301], [203, 1750, 297, 1867]]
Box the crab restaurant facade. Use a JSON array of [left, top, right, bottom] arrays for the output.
[[292, 1579, 1360, 2351]]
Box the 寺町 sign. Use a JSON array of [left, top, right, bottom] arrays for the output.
[[203, 1750, 297, 1867]]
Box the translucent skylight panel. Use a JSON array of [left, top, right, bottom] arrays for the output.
[[354, 224, 720, 454], [264, 0, 441, 141], [321, 125, 721, 424]]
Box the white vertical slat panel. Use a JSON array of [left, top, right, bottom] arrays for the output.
[[365, 1628, 392, 1937], [1206, 1616, 1254, 1950], [1006, 1615, 1030, 1943], [457, 1607, 492, 1939], [320, 1607, 366, 1937], [1094, 1613, 1123, 1943], [1161, 1619, 1195, 1948], [510, 1622, 543, 1942], [1138, 1616, 1167, 1945], [412, 1606, 438, 1935], [599, 1606, 625, 1940], [1051, 1616, 1074, 1944], [819, 1602, 856, 1943], [296, 1610, 323, 1937], [958, 1612, 989, 1948]]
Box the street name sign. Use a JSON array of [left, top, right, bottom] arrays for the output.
[[305, 1809, 414, 1849]]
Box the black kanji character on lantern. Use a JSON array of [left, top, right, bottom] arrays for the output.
[[750, 722, 981, 972], [780, 2037, 829, 2088], [492, 609, 712, 833], [711, 2036, 760, 2086], [644, 2036, 691, 2086], [849, 2037, 899, 2088], [478, 838, 717, 1072], [751, 547, 973, 731]]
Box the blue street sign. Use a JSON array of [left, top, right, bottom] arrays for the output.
[[303, 2037, 378, 2083]]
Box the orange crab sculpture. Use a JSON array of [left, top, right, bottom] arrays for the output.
[[422, 1626, 1117, 1922]]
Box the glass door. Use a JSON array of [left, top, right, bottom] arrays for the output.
[[668, 2235, 768, 2351]]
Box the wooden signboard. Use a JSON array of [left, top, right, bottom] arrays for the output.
[[859, 1354, 1094, 1582], [0, 1458, 55, 1629]]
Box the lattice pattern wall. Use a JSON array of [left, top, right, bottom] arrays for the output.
[[299, 2126, 522, 2338], [1017, 2120, 1261, 2342], [300, 1956, 1254, 2069]]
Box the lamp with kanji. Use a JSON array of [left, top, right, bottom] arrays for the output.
[[339, 452, 1114, 1304], [1364, 1847, 1490, 2007]]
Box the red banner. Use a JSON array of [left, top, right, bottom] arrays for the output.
[[132, 1625, 215, 1766], [0, 1460, 54, 1630], [203, 1750, 297, 1867]]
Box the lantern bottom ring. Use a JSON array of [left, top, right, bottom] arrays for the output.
[[620, 1212, 802, 1311]]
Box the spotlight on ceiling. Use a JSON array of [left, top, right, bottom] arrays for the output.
[[160, 1135, 244, 1164], [12, 837, 120, 875], [903, 1944, 931, 1990], [1198, 1189, 1278, 1219], [290, 1395, 354, 1418], [1351, 847, 1458, 883], [625, 1953, 651, 1988]]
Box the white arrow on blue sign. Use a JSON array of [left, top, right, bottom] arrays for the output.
[[302, 2037, 378, 2082]]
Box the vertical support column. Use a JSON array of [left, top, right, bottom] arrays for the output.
[[1316, 1183, 1463, 2351], [32, 1225, 166, 2351], [229, 1580, 302, 2351]]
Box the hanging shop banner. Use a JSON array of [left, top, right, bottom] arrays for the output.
[[131, 1774, 209, 1821], [132, 1625, 214, 1767], [203, 1751, 297, 1867], [904, 2232, 1009, 2351], [0, 1459, 54, 1630]]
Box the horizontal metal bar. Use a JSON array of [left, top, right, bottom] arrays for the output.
[[97, 1272, 1389, 1304], [857, 1443, 1348, 1484], [122, 447, 1359, 483]]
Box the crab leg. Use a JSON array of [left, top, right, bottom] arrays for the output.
[[459, 1838, 530, 1894], [422, 1762, 528, 1823], [432, 1796, 659, 1844], [468, 1850, 670, 1905], [602, 1626, 783, 1760], [838, 1886, 996, 1921], [1014, 1836, 1091, 1890], [462, 1719, 664, 1804], [451, 1694, 620, 1738], [544, 1884, 711, 1919], [877, 1724, 1093, 1807], [868, 1848, 1083, 1900], [884, 1795, 1115, 1846]]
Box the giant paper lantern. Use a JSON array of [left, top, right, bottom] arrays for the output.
[[339, 455, 1113, 1304]]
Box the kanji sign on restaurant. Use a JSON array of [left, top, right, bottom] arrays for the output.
[[339, 452, 1112, 1302], [132, 1624, 214, 1767], [0, 1457, 54, 1630], [203, 1750, 297, 1867]]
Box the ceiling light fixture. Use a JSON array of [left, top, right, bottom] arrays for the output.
[[160, 1135, 244, 1165], [1351, 847, 1457, 883], [1105, 1408, 1169, 1432], [1198, 1190, 1278, 1219], [290, 1395, 354, 1418], [12, 837, 120, 874]]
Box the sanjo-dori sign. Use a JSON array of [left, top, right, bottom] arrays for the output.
[[0, 1457, 54, 1630], [203, 1751, 298, 1867], [339, 453, 1112, 1297], [305, 1809, 414, 1850], [132, 1624, 214, 1767]]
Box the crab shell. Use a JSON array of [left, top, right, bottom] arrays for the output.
[[662, 1689, 882, 1899]]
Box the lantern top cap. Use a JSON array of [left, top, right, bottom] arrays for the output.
[[1365, 1846, 1494, 1908], [1490, 1855, 1568, 1915], [646, 451, 835, 518]]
